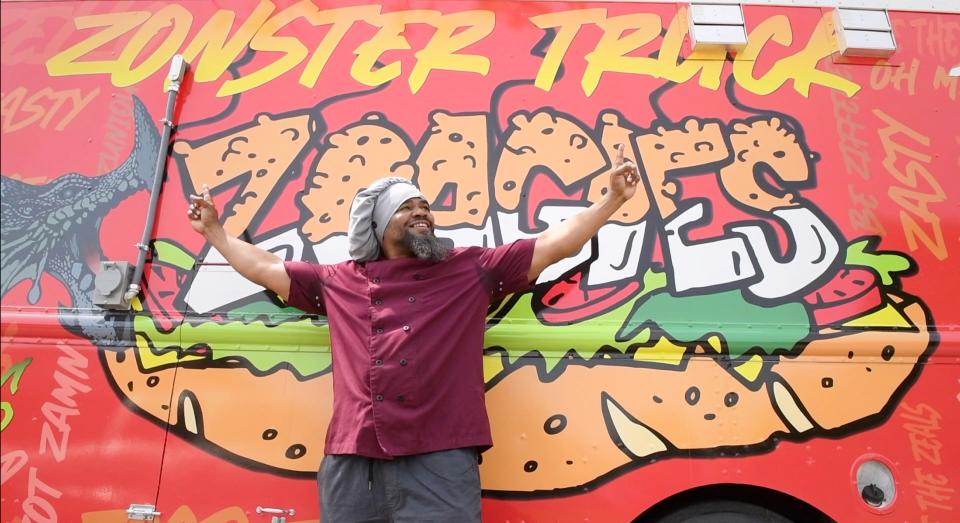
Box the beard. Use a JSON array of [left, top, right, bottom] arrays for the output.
[[403, 230, 449, 262]]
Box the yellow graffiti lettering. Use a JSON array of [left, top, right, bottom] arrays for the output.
[[657, 8, 725, 89], [45, 11, 151, 77], [933, 65, 958, 100], [536, 9, 859, 97], [0, 86, 99, 133], [1, 5, 98, 66], [906, 15, 960, 61], [0, 450, 29, 485], [876, 110, 933, 171], [43, 5, 868, 97], [874, 109, 948, 261], [870, 58, 919, 95], [182, 0, 275, 83], [24, 467, 62, 522], [912, 467, 956, 512], [906, 423, 944, 465], [733, 13, 860, 97], [97, 93, 134, 172], [410, 10, 495, 93], [352, 10, 435, 87], [733, 15, 792, 94], [831, 88, 871, 182], [112, 4, 193, 87], [848, 185, 886, 236], [1, 357, 32, 432], [299, 5, 380, 88], [218, 0, 318, 97], [530, 9, 606, 91], [582, 13, 662, 95]]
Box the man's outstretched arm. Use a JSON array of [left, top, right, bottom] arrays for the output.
[[528, 144, 640, 282], [188, 185, 292, 300]]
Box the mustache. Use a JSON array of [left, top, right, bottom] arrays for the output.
[[403, 230, 449, 262]]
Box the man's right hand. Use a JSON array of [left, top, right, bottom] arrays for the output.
[[185, 183, 292, 301], [188, 184, 221, 237]]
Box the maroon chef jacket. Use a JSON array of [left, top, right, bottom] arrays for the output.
[[284, 238, 536, 458]]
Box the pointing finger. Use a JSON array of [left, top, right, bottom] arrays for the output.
[[202, 184, 212, 203], [189, 194, 215, 215], [615, 143, 625, 165]]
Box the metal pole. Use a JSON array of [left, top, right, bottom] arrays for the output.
[[123, 55, 188, 304]]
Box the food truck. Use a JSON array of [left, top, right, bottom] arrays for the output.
[[2, 0, 957, 521]]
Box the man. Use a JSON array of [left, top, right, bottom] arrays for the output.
[[187, 145, 639, 521]]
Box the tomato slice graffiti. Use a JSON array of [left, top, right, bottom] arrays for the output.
[[538, 272, 641, 324], [804, 268, 883, 325]]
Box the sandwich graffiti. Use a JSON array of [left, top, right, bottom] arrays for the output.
[[1, 1, 954, 516], [8, 75, 934, 495], [97, 87, 933, 494]]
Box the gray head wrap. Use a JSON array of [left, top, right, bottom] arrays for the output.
[[348, 177, 424, 262]]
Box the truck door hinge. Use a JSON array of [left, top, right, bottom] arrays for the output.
[[127, 504, 161, 521]]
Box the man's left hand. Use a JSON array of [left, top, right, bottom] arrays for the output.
[[528, 144, 642, 282], [608, 143, 640, 202]]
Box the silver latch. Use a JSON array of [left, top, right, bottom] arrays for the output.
[[127, 504, 161, 521], [256, 506, 296, 523]]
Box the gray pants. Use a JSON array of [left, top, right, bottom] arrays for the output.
[[319, 448, 481, 523]]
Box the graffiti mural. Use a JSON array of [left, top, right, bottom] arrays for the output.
[[2, 1, 957, 522]]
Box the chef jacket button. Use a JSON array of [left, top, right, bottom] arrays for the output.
[[399, 359, 408, 366], [374, 299, 383, 305], [372, 277, 381, 284], [375, 359, 383, 365], [375, 394, 384, 401], [402, 325, 411, 332], [376, 328, 384, 334], [408, 296, 416, 303]]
